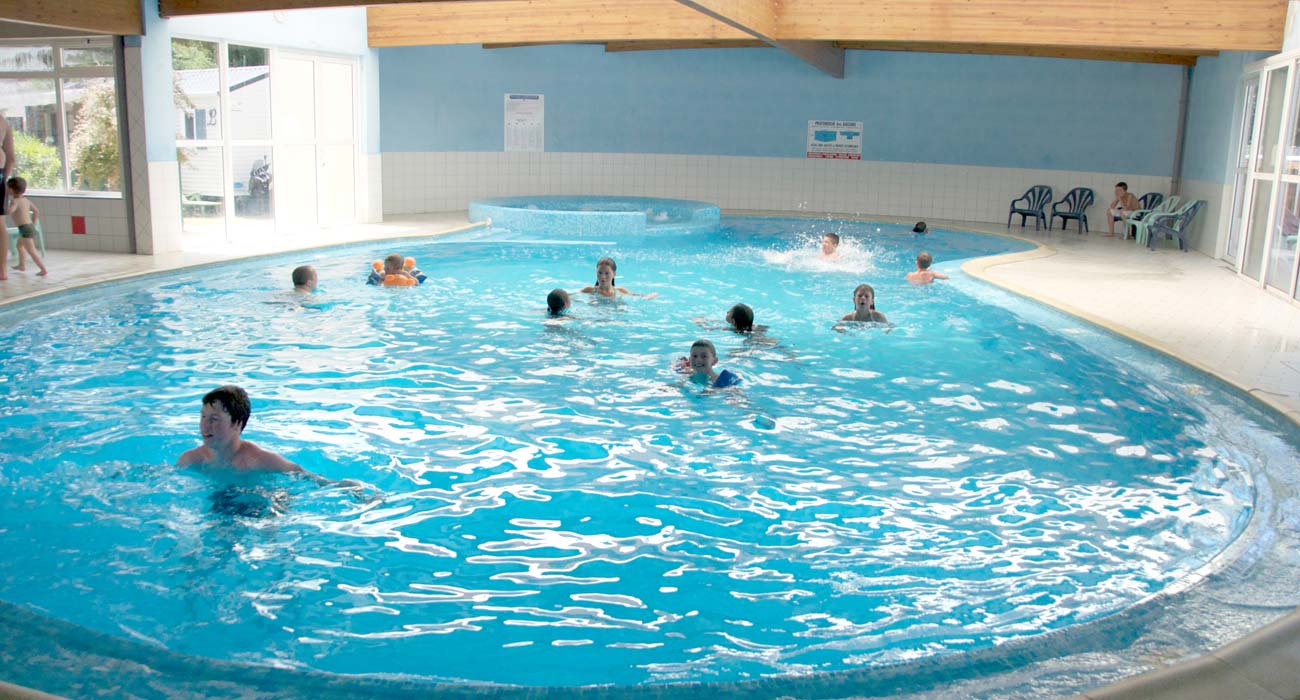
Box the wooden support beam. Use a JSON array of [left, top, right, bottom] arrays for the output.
[[778, 0, 1285, 53], [839, 41, 1213, 66], [0, 0, 141, 35], [369, 1, 750, 47], [368, 0, 1283, 54], [603, 40, 768, 51], [162, 0, 430, 16], [672, 0, 844, 77]]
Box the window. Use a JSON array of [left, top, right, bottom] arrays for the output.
[[0, 39, 121, 194]]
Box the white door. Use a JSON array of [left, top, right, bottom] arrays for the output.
[[272, 55, 318, 231], [315, 60, 356, 226]]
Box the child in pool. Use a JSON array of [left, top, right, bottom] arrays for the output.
[[905, 252, 949, 284], [377, 253, 418, 287], [291, 265, 317, 293], [679, 339, 741, 388], [820, 233, 841, 260], [546, 288, 571, 317], [579, 257, 658, 299], [842, 283, 888, 323]]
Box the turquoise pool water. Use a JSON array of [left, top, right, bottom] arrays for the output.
[[0, 217, 1272, 693]]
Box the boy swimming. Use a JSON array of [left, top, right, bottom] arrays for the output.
[[905, 252, 949, 284], [682, 339, 741, 389], [547, 288, 571, 316]]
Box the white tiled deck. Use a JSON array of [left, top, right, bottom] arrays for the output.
[[2, 211, 1299, 700]]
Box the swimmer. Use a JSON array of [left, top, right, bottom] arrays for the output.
[[379, 253, 418, 287], [680, 339, 741, 389], [842, 283, 888, 323], [177, 385, 332, 485], [547, 288, 571, 317], [905, 252, 949, 284], [579, 257, 658, 299], [727, 303, 755, 333], [291, 265, 317, 293], [912, 221, 928, 234], [820, 233, 841, 260]]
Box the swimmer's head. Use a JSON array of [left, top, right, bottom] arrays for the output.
[[404, 256, 417, 270], [547, 288, 571, 316], [821, 233, 840, 255], [726, 303, 754, 333], [595, 261, 616, 287], [596, 257, 617, 273], [853, 283, 876, 310], [912, 221, 927, 234], [201, 384, 251, 434], [689, 339, 718, 373], [292, 264, 317, 291], [384, 253, 404, 274], [916, 252, 933, 270]]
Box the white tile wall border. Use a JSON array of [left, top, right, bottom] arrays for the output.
[[29, 195, 129, 253], [381, 151, 1174, 231]]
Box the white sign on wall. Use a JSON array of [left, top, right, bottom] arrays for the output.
[[505, 93, 544, 152], [806, 120, 863, 160]]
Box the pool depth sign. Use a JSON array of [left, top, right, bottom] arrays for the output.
[[806, 120, 862, 160]]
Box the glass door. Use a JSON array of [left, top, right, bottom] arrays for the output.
[[1225, 76, 1259, 262], [1241, 66, 1291, 282]]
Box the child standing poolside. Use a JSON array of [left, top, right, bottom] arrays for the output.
[[905, 252, 949, 284], [7, 177, 45, 276], [682, 339, 741, 389], [580, 257, 658, 299], [842, 283, 888, 323]]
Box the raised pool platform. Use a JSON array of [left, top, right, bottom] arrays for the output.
[[468, 195, 720, 237]]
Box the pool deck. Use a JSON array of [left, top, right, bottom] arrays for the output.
[[2, 210, 1300, 700]]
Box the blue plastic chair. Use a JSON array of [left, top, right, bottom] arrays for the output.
[[6, 220, 44, 259], [1007, 185, 1052, 231], [1050, 187, 1095, 233], [1146, 199, 1205, 252]]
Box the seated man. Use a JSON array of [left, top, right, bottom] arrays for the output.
[[177, 385, 330, 485], [1106, 181, 1142, 238]]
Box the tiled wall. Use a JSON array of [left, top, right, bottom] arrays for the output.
[[1178, 178, 1232, 257], [28, 195, 132, 253], [381, 152, 1173, 229]]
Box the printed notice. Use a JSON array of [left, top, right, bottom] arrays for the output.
[[505, 93, 544, 152], [806, 120, 862, 160]]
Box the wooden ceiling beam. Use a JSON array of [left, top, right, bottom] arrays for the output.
[[0, 0, 141, 35], [368, 0, 1283, 54], [672, 0, 844, 77], [778, 0, 1285, 53], [369, 1, 750, 48]]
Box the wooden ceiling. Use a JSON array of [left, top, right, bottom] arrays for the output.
[[2, 0, 1287, 74]]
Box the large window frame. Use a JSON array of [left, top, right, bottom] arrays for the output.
[[0, 37, 121, 195]]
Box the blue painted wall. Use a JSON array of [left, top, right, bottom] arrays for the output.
[[380, 44, 1185, 175], [1181, 51, 1271, 184]]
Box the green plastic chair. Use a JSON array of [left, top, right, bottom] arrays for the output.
[[7, 219, 45, 259], [1129, 196, 1180, 246]]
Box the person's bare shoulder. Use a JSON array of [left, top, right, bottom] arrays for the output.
[[242, 441, 301, 473], [176, 445, 210, 467], [842, 312, 855, 321]]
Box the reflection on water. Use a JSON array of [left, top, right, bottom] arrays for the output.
[[0, 217, 1276, 686]]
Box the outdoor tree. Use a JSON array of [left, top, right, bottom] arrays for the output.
[[13, 131, 60, 190], [67, 81, 120, 191]]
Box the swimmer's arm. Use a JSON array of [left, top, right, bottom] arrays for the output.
[[933, 271, 949, 280], [579, 285, 597, 294], [618, 286, 659, 299]]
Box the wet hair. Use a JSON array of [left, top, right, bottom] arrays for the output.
[[728, 303, 754, 332], [916, 252, 933, 270], [203, 385, 251, 431], [1115, 181, 1129, 191], [912, 221, 927, 233], [595, 257, 617, 285], [691, 339, 717, 358], [291, 265, 315, 287], [822, 233, 840, 246], [384, 253, 404, 272], [853, 283, 877, 310], [546, 288, 571, 316], [6, 176, 26, 195]]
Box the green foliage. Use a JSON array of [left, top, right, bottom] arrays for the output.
[[172, 39, 217, 70], [13, 131, 60, 190], [67, 81, 120, 191]]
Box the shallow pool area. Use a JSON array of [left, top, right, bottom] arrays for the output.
[[0, 216, 1298, 699]]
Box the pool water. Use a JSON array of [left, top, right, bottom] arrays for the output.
[[0, 217, 1265, 688]]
